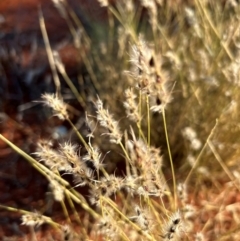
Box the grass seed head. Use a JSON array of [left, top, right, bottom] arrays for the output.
[[42, 93, 69, 120], [22, 212, 52, 227], [96, 97, 122, 144]]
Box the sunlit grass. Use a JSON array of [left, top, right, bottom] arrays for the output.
[[1, 0, 240, 240]]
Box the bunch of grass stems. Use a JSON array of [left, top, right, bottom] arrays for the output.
[[1, 0, 240, 240]]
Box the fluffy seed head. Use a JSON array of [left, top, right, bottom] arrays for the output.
[[96, 97, 122, 144], [22, 212, 52, 227], [123, 88, 141, 122], [49, 179, 65, 202], [162, 211, 183, 240], [42, 93, 68, 120]]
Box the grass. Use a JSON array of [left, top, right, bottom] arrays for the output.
[[1, 0, 240, 240]]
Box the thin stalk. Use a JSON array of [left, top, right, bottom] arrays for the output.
[[119, 141, 131, 162], [138, 90, 142, 139], [60, 71, 86, 108], [61, 12, 77, 40], [108, 5, 137, 43], [100, 166, 110, 179], [148, 199, 163, 226], [67, 118, 89, 152], [0, 134, 68, 186], [124, 131, 131, 176], [162, 108, 177, 210], [107, 7, 114, 55], [0, 204, 61, 229], [136, 91, 147, 145], [101, 196, 156, 241], [103, 206, 131, 241], [151, 199, 168, 216], [137, 122, 147, 144], [60, 200, 71, 224], [66, 189, 99, 219], [184, 119, 218, 185], [157, 25, 173, 50], [39, 8, 61, 96], [194, 0, 234, 61], [64, 1, 91, 45], [65, 192, 81, 224], [55, 171, 71, 223], [0, 134, 99, 219], [208, 140, 239, 191], [146, 95, 151, 147], [78, 48, 100, 92]]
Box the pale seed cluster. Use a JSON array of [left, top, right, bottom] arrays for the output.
[[22, 212, 52, 227], [128, 36, 173, 113], [96, 97, 122, 144], [41, 93, 69, 120]]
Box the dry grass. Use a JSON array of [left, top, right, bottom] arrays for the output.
[[1, 0, 240, 240]]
